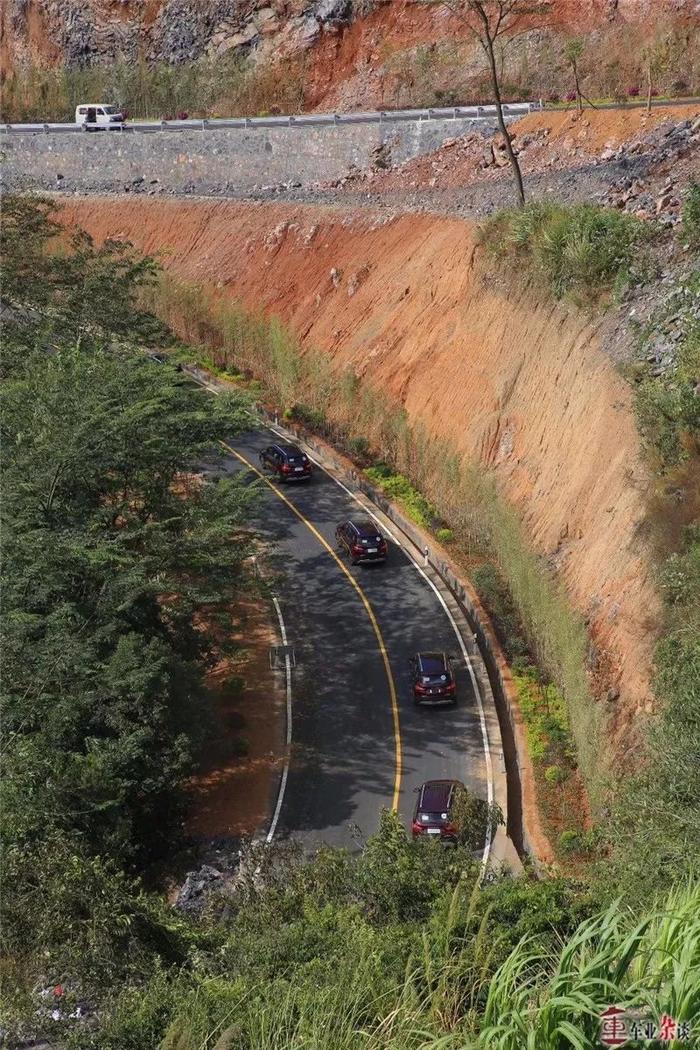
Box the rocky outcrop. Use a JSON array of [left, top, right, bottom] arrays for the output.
[[1, 0, 359, 71]]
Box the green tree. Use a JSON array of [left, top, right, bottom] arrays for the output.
[[450, 785, 504, 851], [1, 195, 260, 866], [1, 345, 256, 863], [0, 194, 165, 375]]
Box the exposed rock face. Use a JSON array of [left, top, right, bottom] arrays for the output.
[[149, 0, 245, 64], [1, 0, 357, 71]]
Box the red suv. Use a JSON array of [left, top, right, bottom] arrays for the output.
[[335, 519, 388, 564], [410, 652, 457, 705], [412, 780, 464, 841], [259, 443, 312, 482]]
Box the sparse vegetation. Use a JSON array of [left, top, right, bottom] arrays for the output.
[[482, 202, 649, 300], [682, 180, 700, 250], [605, 267, 700, 903], [0, 53, 306, 123], [431, 0, 555, 205], [3, 5, 698, 123]]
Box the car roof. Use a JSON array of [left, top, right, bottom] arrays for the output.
[[275, 443, 303, 456], [348, 520, 381, 536], [419, 780, 457, 811], [417, 652, 448, 674]]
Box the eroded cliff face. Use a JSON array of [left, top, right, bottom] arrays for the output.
[[3, 0, 697, 111], [57, 195, 662, 752]]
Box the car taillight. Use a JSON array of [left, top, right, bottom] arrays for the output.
[[445, 681, 456, 694], [352, 544, 364, 554], [281, 464, 292, 473], [415, 683, 428, 695], [411, 821, 423, 835]]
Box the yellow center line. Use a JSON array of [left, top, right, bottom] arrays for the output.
[[220, 440, 403, 811]]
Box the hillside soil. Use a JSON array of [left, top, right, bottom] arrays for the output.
[[57, 195, 662, 763]]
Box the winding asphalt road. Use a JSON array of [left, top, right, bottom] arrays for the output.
[[220, 424, 489, 850]]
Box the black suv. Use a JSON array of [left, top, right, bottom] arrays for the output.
[[412, 780, 464, 841], [259, 443, 312, 482], [335, 520, 388, 564], [410, 652, 456, 705]]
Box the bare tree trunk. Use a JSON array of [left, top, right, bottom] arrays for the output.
[[483, 33, 525, 206], [573, 59, 582, 115]]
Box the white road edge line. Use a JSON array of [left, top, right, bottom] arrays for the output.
[[267, 425, 494, 871], [267, 596, 292, 845]]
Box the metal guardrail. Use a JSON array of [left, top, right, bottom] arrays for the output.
[[1, 101, 540, 135]]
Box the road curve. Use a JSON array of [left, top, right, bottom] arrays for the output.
[[221, 425, 489, 851]]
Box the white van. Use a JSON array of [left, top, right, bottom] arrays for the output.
[[75, 104, 125, 129]]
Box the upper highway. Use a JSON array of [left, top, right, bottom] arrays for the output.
[[2, 101, 539, 134]]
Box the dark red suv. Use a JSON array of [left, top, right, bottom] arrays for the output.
[[412, 780, 464, 841], [335, 519, 388, 564], [259, 443, 312, 482], [410, 652, 457, 705]]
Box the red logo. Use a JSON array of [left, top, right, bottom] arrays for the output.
[[600, 1005, 629, 1047]]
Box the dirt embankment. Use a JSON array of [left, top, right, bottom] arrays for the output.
[[58, 196, 661, 754], [188, 594, 285, 842], [331, 104, 700, 221]]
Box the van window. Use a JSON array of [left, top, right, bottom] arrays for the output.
[[102, 105, 116, 114], [78, 107, 87, 115], [96, 108, 105, 116]]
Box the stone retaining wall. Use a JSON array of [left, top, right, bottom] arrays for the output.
[[1, 117, 495, 195]]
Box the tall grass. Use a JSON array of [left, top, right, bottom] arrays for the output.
[[151, 882, 700, 1049], [475, 881, 700, 1049], [154, 877, 503, 1050], [0, 54, 306, 123], [482, 204, 648, 302], [147, 275, 601, 801]]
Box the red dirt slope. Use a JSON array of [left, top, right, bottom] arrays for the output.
[[57, 196, 662, 761]]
